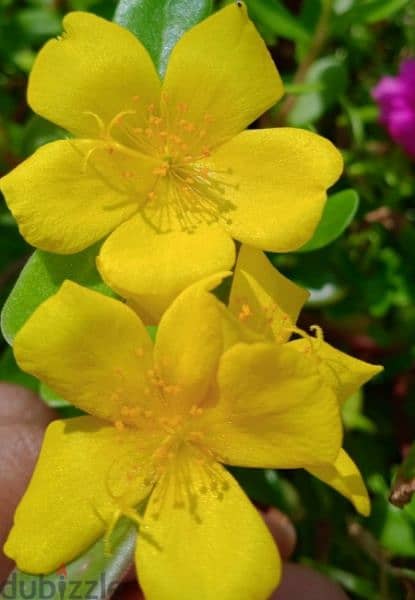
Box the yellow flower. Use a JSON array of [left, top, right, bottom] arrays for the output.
[[0, 4, 342, 322], [6, 278, 342, 599], [225, 244, 383, 516]]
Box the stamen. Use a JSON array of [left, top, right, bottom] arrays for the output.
[[189, 405, 204, 417], [309, 324, 324, 341], [238, 303, 253, 322], [82, 111, 105, 136], [78, 97, 238, 233]]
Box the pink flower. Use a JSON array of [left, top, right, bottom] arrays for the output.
[[373, 59, 415, 158]]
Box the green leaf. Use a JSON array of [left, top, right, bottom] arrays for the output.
[[1, 243, 115, 346], [334, 0, 410, 25], [113, 0, 213, 76], [230, 467, 302, 517], [244, 0, 311, 43], [0, 519, 137, 600], [39, 382, 70, 408], [16, 8, 61, 43], [297, 189, 359, 253], [289, 56, 348, 126], [367, 495, 415, 557], [21, 115, 66, 157], [0, 346, 38, 391], [147, 325, 158, 341], [342, 391, 377, 434]]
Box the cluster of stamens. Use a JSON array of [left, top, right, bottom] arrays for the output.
[[98, 348, 229, 553], [79, 95, 237, 233]]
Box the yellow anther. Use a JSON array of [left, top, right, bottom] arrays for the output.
[[188, 430, 204, 442], [126, 469, 138, 481], [132, 95, 140, 102], [190, 405, 204, 417], [238, 303, 253, 321], [115, 420, 125, 432], [199, 166, 210, 178], [120, 406, 140, 419], [152, 164, 169, 176], [147, 191, 157, 202], [135, 347, 145, 358], [164, 384, 181, 395], [143, 410, 153, 419]]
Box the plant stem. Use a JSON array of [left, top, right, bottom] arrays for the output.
[[275, 0, 333, 126]]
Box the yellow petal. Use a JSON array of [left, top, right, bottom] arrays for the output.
[[207, 128, 343, 252], [307, 449, 370, 516], [136, 451, 280, 600], [97, 215, 235, 323], [161, 3, 283, 152], [204, 343, 342, 468], [289, 338, 383, 403], [4, 416, 157, 574], [0, 139, 157, 254], [14, 281, 154, 425], [152, 275, 229, 418], [28, 12, 160, 138], [229, 244, 309, 342]]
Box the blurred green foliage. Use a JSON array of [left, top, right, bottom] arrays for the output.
[[1, 0, 415, 598]]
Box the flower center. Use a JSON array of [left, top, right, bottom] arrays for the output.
[[148, 436, 229, 522], [81, 97, 237, 233]]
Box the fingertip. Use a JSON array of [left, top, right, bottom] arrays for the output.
[[262, 508, 297, 560], [0, 422, 52, 582], [0, 383, 57, 425], [272, 564, 350, 599], [0, 384, 57, 582], [112, 582, 144, 600]]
